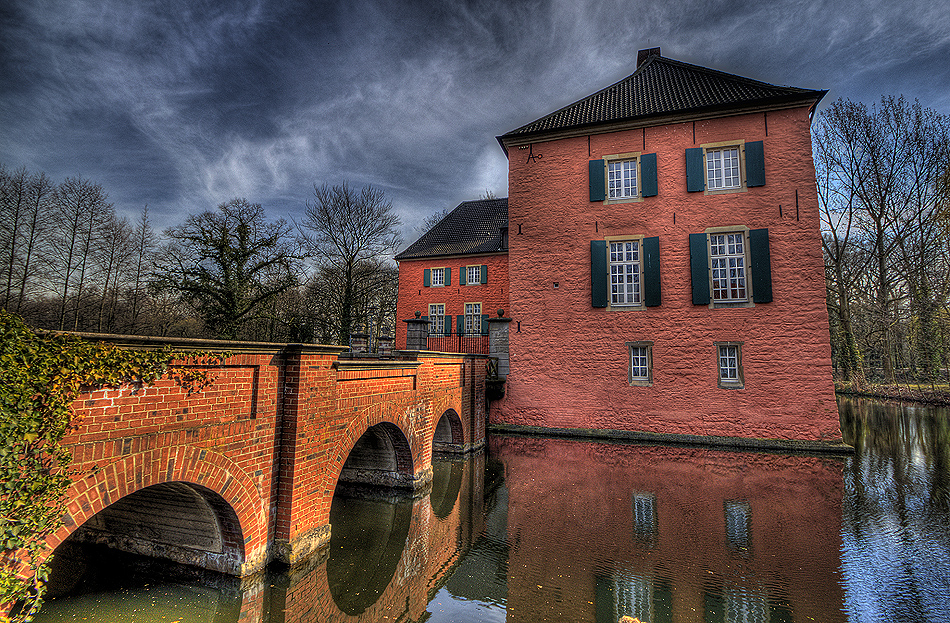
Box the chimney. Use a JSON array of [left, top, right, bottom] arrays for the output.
[[637, 47, 661, 67]]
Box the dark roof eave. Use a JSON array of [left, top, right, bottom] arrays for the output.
[[395, 249, 508, 262], [498, 90, 827, 147]]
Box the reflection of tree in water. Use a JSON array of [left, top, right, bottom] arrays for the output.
[[326, 493, 412, 616], [839, 397, 950, 622]]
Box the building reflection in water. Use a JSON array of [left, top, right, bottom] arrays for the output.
[[839, 397, 950, 623], [490, 435, 847, 623]]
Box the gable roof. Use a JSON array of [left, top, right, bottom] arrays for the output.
[[499, 49, 825, 145], [396, 198, 508, 261]]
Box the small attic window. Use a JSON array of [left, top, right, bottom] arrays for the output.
[[501, 227, 509, 250]]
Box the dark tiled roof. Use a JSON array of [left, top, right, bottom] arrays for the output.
[[500, 51, 825, 141], [396, 198, 508, 260]]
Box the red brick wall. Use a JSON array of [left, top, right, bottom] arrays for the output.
[[48, 339, 487, 576], [396, 254, 510, 349], [495, 107, 840, 441]]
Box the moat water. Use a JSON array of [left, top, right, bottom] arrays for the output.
[[34, 396, 950, 622]]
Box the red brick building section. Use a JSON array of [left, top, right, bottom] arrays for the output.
[[493, 48, 840, 441], [396, 198, 509, 351]]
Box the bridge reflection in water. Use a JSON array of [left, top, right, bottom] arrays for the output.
[[36, 397, 950, 622]]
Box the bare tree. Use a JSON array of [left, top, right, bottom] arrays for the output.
[[127, 205, 157, 333], [816, 97, 950, 384], [44, 177, 112, 330], [154, 198, 300, 340], [299, 183, 401, 345]]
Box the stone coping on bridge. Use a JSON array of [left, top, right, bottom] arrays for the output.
[[333, 359, 424, 371], [488, 423, 855, 455], [395, 349, 490, 359]]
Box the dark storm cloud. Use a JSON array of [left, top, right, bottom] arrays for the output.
[[1, 0, 948, 244]]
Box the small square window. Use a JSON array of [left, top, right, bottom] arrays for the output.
[[627, 341, 653, 386], [716, 342, 744, 389], [430, 267, 445, 287]]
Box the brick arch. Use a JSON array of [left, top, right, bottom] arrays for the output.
[[324, 400, 426, 500], [47, 446, 267, 575], [433, 408, 464, 452]]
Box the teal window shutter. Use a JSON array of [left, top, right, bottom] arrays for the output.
[[445, 267, 451, 286], [459, 268, 466, 285], [689, 233, 710, 304], [591, 240, 608, 308], [589, 160, 606, 201], [423, 268, 431, 287], [445, 315, 452, 335], [745, 141, 765, 187], [643, 236, 661, 306], [481, 314, 489, 335], [749, 228, 773, 303], [641, 153, 658, 197], [480, 265, 488, 284], [456, 315, 464, 335], [686, 148, 705, 192]]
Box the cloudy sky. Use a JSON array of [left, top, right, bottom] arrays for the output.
[[2, 0, 949, 247]]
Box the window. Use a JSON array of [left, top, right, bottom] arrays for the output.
[[716, 342, 743, 388], [685, 141, 765, 193], [610, 241, 641, 305], [460, 264, 488, 285], [689, 228, 771, 306], [627, 341, 653, 386], [710, 233, 747, 302], [430, 267, 445, 287], [467, 265, 481, 285], [706, 147, 740, 190], [428, 304, 445, 336], [591, 237, 660, 309], [608, 159, 638, 199], [589, 153, 658, 201], [464, 302, 482, 335]]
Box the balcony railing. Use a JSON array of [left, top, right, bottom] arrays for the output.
[[425, 332, 489, 355]]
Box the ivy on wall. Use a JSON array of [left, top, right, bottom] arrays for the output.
[[0, 311, 225, 622]]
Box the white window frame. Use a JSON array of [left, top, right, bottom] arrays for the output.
[[700, 140, 747, 195], [601, 152, 644, 203], [606, 237, 643, 308], [709, 232, 748, 303], [608, 158, 638, 199], [428, 303, 445, 336], [466, 265, 481, 285], [430, 267, 445, 287], [716, 342, 743, 389], [464, 302, 482, 335], [627, 341, 653, 386]]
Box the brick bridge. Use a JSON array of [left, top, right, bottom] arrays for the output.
[[47, 336, 487, 579]]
